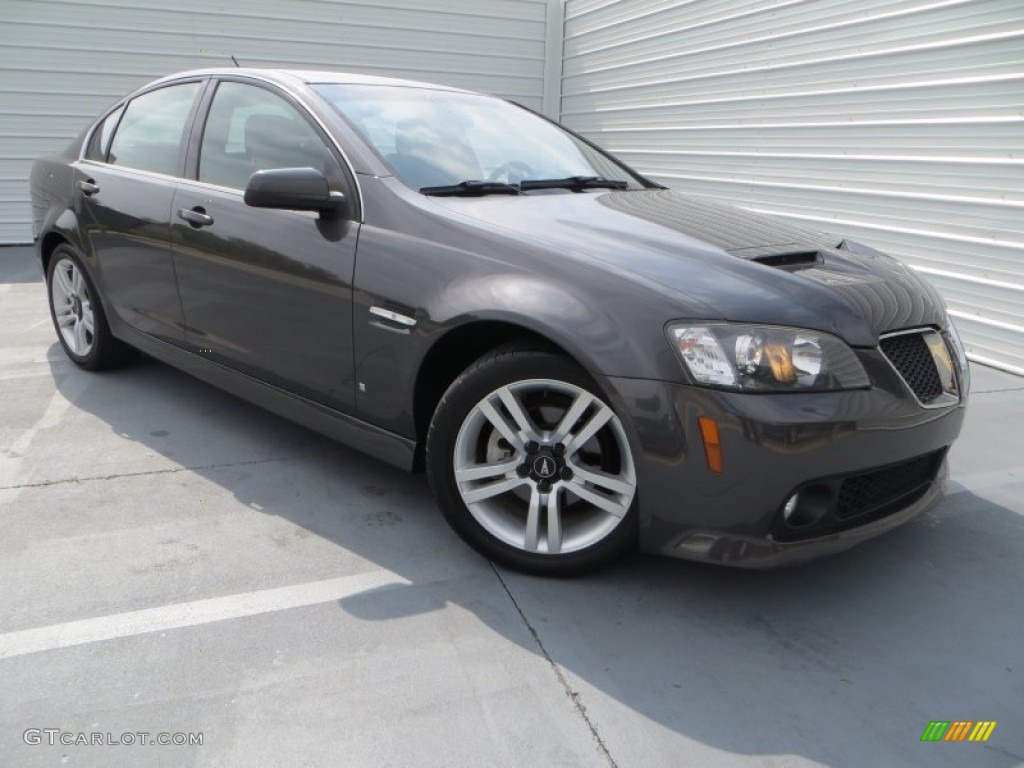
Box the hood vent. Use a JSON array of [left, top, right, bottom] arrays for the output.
[[749, 250, 822, 268]]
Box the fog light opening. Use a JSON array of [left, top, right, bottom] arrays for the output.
[[782, 493, 799, 522], [780, 486, 830, 529]]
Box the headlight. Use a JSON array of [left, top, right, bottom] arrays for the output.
[[667, 323, 870, 392], [945, 315, 971, 392]]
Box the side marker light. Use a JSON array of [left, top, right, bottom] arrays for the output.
[[698, 416, 723, 473]]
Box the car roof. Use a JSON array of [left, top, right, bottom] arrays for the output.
[[146, 68, 475, 94]]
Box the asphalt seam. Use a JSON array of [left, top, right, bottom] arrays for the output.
[[489, 563, 617, 768], [0, 452, 330, 491]]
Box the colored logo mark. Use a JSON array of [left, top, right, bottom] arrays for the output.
[[920, 721, 997, 742]]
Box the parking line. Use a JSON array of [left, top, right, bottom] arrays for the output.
[[0, 570, 409, 660]]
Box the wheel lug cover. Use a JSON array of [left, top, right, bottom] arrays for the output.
[[538, 479, 552, 493], [516, 464, 530, 477], [559, 466, 573, 480], [525, 441, 540, 454], [553, 443, 566, 457]]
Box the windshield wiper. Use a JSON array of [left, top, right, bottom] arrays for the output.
[[420, 180, 521, 197], [518, 176, 628, 192]]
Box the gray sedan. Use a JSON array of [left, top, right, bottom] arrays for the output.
[[30, 69, 968, 575]]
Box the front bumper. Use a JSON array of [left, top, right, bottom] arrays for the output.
[[604, 348, 967, 567]]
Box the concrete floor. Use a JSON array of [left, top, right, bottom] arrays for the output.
[[0, 244, 1021, 768]]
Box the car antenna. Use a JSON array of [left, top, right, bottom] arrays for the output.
[[230, 55, 240, 67]]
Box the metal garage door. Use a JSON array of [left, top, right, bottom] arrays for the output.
[[560, 0, 1024, 375], [1, 0, 552, 246]]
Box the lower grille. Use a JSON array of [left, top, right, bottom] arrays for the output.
[[880, 332, 944, 404], [836, 451, 945, 520], [772, 449, 946, 542]]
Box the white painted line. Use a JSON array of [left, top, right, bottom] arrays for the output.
[[0, 570, 410, 660]]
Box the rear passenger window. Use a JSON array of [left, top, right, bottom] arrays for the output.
[[84, 105, 125, 162], [107, 83, 201, 176]]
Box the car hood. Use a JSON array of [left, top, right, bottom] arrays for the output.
[[428, 188, 948, 347]]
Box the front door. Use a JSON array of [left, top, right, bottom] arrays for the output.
[[170, 79, 359, 411]]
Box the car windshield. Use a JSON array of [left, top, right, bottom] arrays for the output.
[[313, 83, 644, 193]]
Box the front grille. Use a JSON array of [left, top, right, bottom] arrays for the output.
[[880, 332, 943, 404], [836, 450, 944, 520]]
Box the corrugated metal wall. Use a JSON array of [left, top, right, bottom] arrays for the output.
[[561, 0, 1024, 375], [1, 0, 551, 245]]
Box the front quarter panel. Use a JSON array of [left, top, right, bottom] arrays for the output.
[[352, 225, 644, 437], [350, 179, 702, 438]]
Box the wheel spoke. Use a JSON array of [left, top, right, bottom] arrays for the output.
[[55, 265, 74, 297], [72, 267, 85, 296], [478, 398, 524, 450], [455, 458, 520, 483], [72, 319, 87, 354], [566, 477, 631, 519], [565, 402, 615, 453], [461, 476, 526, 505], [496, 386, 542, 443], [81, 310, 95, 335], [546, 488, 563, 554], [550, 389, 595, 444], [524, 487, 541, 551], [567, 462, 634, 497], [55, 306, 76, 327]]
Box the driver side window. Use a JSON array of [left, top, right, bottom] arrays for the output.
[[199, 81, 342, 191]]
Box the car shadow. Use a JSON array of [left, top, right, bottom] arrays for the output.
[[49, 350, 1024, 767]]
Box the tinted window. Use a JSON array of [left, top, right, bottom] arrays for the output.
[[108, 83, 201, 175], [199, 81, 340, 190], [84, 105, 125, 162]]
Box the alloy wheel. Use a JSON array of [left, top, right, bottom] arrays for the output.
[[453, 378, 636, 555], [50, 257, 95, 357]]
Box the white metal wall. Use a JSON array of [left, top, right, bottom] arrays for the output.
[[561, 0, 1024, 375], [1, 0, 552, 245]]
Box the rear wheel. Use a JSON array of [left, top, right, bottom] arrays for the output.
[[47, 245, 132, 370], [427, 345, 638, 575]]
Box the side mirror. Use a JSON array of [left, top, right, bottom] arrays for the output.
[[243, 167, 346, 213]]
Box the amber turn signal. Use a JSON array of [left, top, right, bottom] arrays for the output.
[[698, 416, 723, 473]]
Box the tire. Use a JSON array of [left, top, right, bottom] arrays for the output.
[[46, 245, 133, 370], [426, 345, 638, 576]]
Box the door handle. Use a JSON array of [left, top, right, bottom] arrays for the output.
[[178, 207, 213, 228], [78, 180, 99, 196]]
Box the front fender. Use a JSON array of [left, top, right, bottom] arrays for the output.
[[353, 255, 688, 440], [350, 182, 700, 440], [431, 273, 658, 381]]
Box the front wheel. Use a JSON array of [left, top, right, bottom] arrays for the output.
[[426, 346, 638, 576]]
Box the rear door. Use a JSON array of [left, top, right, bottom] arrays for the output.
[[170, 78, 360, 411], [74, 80, 204, 342]]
